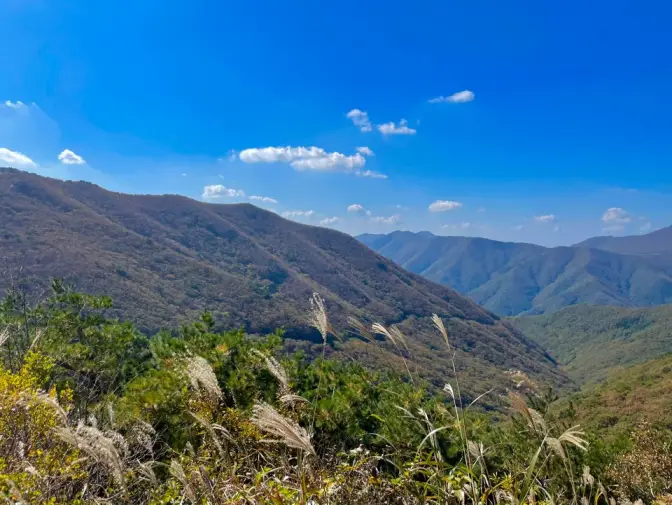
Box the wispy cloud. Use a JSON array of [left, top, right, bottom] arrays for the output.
[[428, 200, 463, 212], [377, 119, 416, 135], [58, 149, 86, 165], [4, 100, 26, 109], [602, 207, 631, 224], [239, 146, 365, 173], [346, 109, 372, 132], [428, 90, 475, 104], [356, 146, 374, 156], [0, 147, 36, 168], [534, 214, 556, 223], [355, 169, 387, 179], [640, 221, 652, 233], [281, 210, 315, 219], [371, 214, 401, 225], [443, 222, 471, 230], [513, 224, 524, 231], [219, 149, 238, 162], [249, 195, 278, 204], [202, 184, 246, 200], [319, 216, 340, 226]]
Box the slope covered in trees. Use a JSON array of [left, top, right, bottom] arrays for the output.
[[0, 168, 567, 396], [359, 231, 672, 316], [511, 304, 672, 384]]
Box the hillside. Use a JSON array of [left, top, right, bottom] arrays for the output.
[[511, 304, 672, 384], [567, 353, 672, 433], [0, 167, 568, 396], [575, 225, 672, 255], [359, 231, 672, 316]]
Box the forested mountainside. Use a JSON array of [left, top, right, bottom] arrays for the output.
[[0, 168, 568, 395], [510, 304, 672, 384], [359, 231, 672, 316]]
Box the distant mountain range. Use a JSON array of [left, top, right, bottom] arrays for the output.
[[574, 226, 672, 255], [0, 168, 568, 396], [358, 230, 672, 316]]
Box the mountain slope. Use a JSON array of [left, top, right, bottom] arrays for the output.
[[359, 231, 672, 316], [510, 304, 672, 384], [0, 168, 568, 396], [566, 353, 672, 433], [574, 225, 672, 255]]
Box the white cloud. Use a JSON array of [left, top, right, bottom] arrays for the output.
[[513, 225, 524, 231], [281, 210, 315, 219], [291, 152, 365, 171], [602, 207, 631, 224], [377, 119, 416, 136], [4, 100, 26, 109], [355, 169, 387, 179], [58, 149, 86, 165], [534, 214, 556, 223], [240, 146, 325, 164], [640, 221, 652, 233], [239, 146, 366, 173], [202, 184, 246, 200], [249, 195, 278, 204], [428, 90, 475, 104], [0, 147, 36, 168], [356, 146, 374, 156], [428, 200, 463, 212], [371, 214, 401, 225], [319, 216, 340, 226], [346, 109, 372, 132], [348, 204, 365, 213]]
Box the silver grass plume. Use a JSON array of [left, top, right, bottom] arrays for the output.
[[371, 322, 400, 348], [508, 391, 547, 435], [170, 460, 197, 502], [309, 292, 331, 343], [129, 421, 156, 454], [54, 423, 127, 486], [389, 326, 409, 351], [190, 411, 226, 459], [280, 394, 309, 406], [251, 401, 315, 456], [431, 313, 450, 350], [558, 426, 589, 451], [348, 316, 375, 344], [251, 348, 289, 394], [0, 327, 10, 347], [26, 391, 68, 424], [185, 355, 222, 400]]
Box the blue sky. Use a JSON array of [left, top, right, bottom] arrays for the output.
[[1, 0, 671, 246]]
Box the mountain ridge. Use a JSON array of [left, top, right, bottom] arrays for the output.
[[0, 167, 568, 396], [359, 230, 672, 316]]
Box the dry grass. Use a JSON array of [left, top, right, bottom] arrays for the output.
[[251, 401, 315, 456]]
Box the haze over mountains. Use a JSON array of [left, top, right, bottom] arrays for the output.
[[359, 230, 672, 316], [0, 167, 568, 395]]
